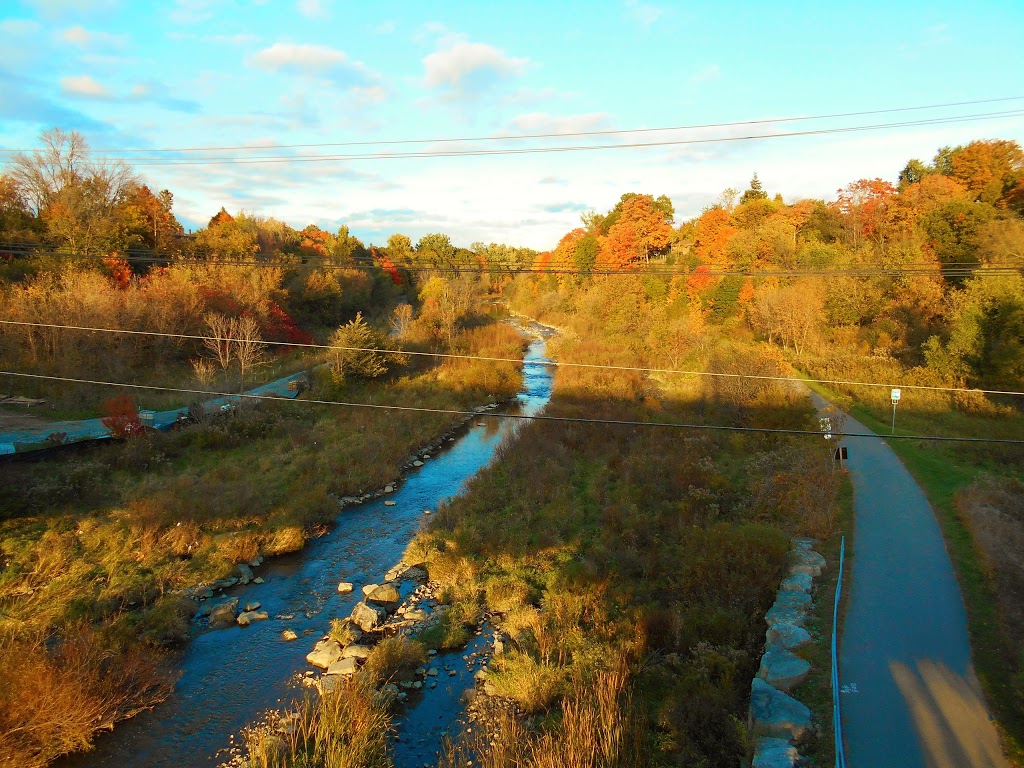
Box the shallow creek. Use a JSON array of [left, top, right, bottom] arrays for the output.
[[60, 328, 553, 768]]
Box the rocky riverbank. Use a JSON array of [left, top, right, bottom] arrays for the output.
[[748, 538, 828, 768]]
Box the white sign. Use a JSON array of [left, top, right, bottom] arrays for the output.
[[891, 388, 901, 403]]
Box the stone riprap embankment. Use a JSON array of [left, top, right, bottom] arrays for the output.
[[748, 537, 827, 768]]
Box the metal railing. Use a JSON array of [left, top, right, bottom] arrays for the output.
[[832, 535, 847, 768]]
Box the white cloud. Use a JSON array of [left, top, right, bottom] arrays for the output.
[[204, 33, 259, 45], [296, 0, 331, 19], [0, 19, 41, 35], [423, 41, 528, 99], [60, 74, 113, 99], [371, 20, 395, 34], [509, 112, 612, 134], [248, 43, 371, 83], [351, 85, 389, 106], [21, 0, 117, 16], [59, 25, 125, 47], [625, 0, 663, 28], [690, 64, 720, 85], [170, 0, 220, 25]]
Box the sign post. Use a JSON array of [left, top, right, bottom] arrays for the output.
[[890, 388, 901, 434]]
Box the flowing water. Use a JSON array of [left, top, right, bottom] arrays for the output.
[[61, 329, 553, 768]]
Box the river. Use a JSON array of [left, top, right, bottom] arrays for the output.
[[60, 328, 553, 768]]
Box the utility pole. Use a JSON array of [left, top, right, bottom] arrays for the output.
[[890, 388, 901, 434]]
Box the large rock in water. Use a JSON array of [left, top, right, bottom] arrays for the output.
[[237, 610, 269, 626], [766, 591, 812, 627], [208, 598, 240, 629], [752, 737, 799, 768], [758, 646, 812, 691], [366, 584, 400, 606], [306, 639, 344, 669], [749, 678, 812, 741], [325, 657, 359, 676], [766, 622, 812, 651], [235, 563, 254, 584], [341, 644, 373, 660], [350, 601, 387, 632]]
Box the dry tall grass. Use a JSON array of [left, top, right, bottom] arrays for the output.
[[443, 664, 648, 768], [0, 626, 175, 768], [957, 477, 1024, 669], [242, 678, 392, 768]]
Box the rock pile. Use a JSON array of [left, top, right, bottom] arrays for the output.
[[748, 538, 826, 768]]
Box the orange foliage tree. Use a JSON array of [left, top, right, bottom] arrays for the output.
[[694, 207, 735, 267]]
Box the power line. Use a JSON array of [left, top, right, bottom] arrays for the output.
[[3, 318, 1023, 398], [3, 96, 1020, 155], [1, 370, 1021, 445], [111, 111, 1024, 166], [2, 245, 1019, 278]]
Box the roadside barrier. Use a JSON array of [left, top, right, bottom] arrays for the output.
[[832, 535, 847, 768]]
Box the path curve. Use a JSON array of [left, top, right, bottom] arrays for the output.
[[0, 371, 307, 452], [810, 393, 1008, 767]]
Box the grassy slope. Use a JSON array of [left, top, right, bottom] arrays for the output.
[[804, 378, 1024, 764]]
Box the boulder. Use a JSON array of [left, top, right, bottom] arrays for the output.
[[245, 601, 261, 612], [208, 598, 240, 629], [317, 675, 342, 695], [237, 610, 269, 626], [752, 737, 799, 768], [758, 646, 812, 691], [384, 500, 397, 507], [412, 460, 424, 467], [780, 572, 813, 594], [748, 678, 812, 741], [766, 591, 812, 627], [404, 608, 429, 622], [402, 565, 428, 583], [791, 537, 818, 551], [235, 563, 254, 584], [384, 484, 395, 493], [248, 554, 264, 567], [791, 549, 826, 578], [350, 601, 387, 632], [281, 629, 299, 641], [766, 622, 812, 651], [325, 657, 359, 676], [307, 639, 344, 669], [362, 584, 380, 597], [341, 644, 373, 660], [367, 584, 400, 605], [337, 582, 355, 594]]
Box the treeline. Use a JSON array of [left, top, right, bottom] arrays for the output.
[[0, 129, 538, 408], [526, 138, 1024, 398]]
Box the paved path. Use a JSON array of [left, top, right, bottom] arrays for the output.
[[0, 372, 307, 453], [810, 394, 1008, 767]]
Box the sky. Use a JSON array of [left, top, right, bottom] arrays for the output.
[[2, 0, 1023, 250]]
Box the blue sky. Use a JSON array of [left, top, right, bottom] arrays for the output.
[[2, 0, 1023, 249]]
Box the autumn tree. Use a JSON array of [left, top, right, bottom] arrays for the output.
[[832, 178, 898, 252], [232, 315, 266, 391], [123, 185, 184, 253], [944, 140, 1024, 205], [694, 207, 735, 267], [8, 129, 138, 254], [100, 393, 144, 439], [748, 281, 825, 356]]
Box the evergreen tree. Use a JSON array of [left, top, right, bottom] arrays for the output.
[[739, 173, 769, 205]]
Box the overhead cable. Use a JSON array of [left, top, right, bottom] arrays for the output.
[[2, 95, 1020, 154], [1, 370, 1022, 444], [2, 319, 1022, 398]]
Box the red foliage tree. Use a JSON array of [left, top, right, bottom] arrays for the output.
[[694, 208, 735, 267], [100, 394, 144, 439], [102, 256, 132, 289]]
